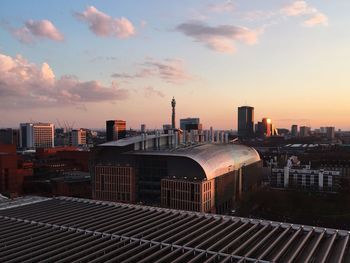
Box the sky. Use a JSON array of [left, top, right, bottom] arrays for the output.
[[1, 0, 350, 130]]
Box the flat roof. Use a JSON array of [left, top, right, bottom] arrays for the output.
[[0, 196, 349, 262], [100, 134, 170, 147]]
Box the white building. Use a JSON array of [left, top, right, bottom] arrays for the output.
[[70, 129, 87, 146], [271, 165, 341, 192], [20, 123, 55, 149]]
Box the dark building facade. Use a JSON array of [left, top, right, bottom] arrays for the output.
[[106, 120, 126, 141], [238, 106, 254, 138], [0, 129, 19, 146], [91, 134, 262, 214], [180, 118, 202, 131]]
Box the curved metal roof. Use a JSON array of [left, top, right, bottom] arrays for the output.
[[131, 143, 261, 180]]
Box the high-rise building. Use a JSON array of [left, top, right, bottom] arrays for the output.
[[70, 129, 87, 146], [291, 125, 298, 137], [171, 97, 176, 129], [180, 118, 202, 131], [19, 123, 55, 149], [238, 106, 254, 138], [326, 127, 335, 140], [300, 126, 311, 137], [262, 118, 272, 137], [106, 120, 126, 141]]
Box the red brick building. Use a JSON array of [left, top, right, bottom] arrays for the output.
[[0, 144, 33, 197]]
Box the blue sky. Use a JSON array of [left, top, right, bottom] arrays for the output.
[[1, 1, 350, 130]]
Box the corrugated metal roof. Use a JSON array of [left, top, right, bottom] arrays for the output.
[[0, 196, 349, 263]]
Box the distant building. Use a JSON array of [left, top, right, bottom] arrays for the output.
[[141, 124, 146, 133], [326, 127, 335, 140], [238, 106, 254, 138], [19, 123, 55, 149], [300, 126, 311, 137], [69, 129, 87, 146], [163, 124, 172, 132], [106, 120, 126, 141], [0, 128, 19, 146], [291, 125, 298, 137], [91, 135, 262, 214], [180, 118, 202, 131], [262, 118, 272, 137], [271, 165, 341, 193]]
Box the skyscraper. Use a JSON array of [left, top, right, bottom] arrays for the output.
[[19, 123, 55, 149], [106, 120, 126, 141], [238, 106, 254, 138], [291, 125, 298, 137], [171, 97, 176, 129], [300, 126, 311, 137]]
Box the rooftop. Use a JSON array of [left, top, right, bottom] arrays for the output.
[[0, 196, 349, 263]]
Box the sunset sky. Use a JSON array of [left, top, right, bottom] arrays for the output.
[[1, 0, 350, 130]]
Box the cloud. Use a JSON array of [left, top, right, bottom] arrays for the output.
[[176, 22, 259, 53], [75, 6, 135, 38], [0, 52, 128, 108], [89, 56, 118, 62], [111, 58, 192, 84], [207, 2, 235, 13], [281, 1, 328, 27], [303, 13, 328, 27], [143, 86, 164, 98], [9, 19, 64, 43]]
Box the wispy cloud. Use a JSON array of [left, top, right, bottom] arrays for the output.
[[111, 58, 192, 84], [207, 2, 235, 13], [75, 6, 135, 38], [143, 86, 164, 98], [281, 1, 328, 27], [176, 22, 259, 54], [6, 19, 64, 44], [0, 52, 128, 108]]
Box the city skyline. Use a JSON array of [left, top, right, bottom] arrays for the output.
[[1, 1, 350, 130]]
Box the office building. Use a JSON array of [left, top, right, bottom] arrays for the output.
[[91, 134, 262, 214], [326, 126, 335, 140], [237, 106, 254, 138], [19, 123, 54, 149], [141, 124, 146, 133], [69, 129, 87, 146], [271, 165, 341, 193], [180, 117, 202, 131], [163, 124, 172, 132], [291, 125, 298, 137], [106, 120, 126, 141], [0, 128, 19, 146], [0, 196, 349, 263], [262, 118, 272, 137], [300, 126, 311, 137]]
